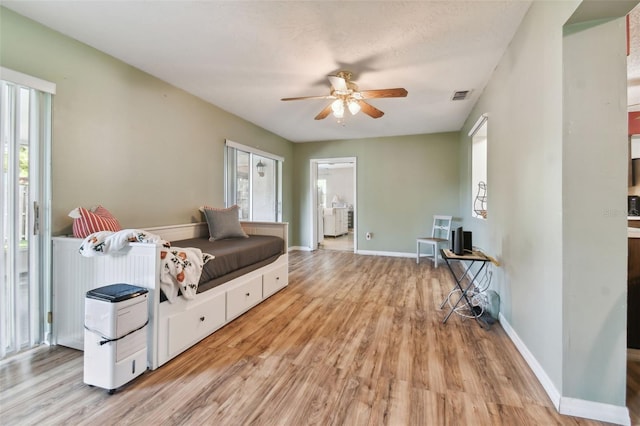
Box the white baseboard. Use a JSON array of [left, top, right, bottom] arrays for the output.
[[290, 247, 415, 258], [291, 247, 418, 259], [559, 397, 630, 426], [356, 250, 414, 258], [498, 313, 561, 408], [498, 313, 630, 426]]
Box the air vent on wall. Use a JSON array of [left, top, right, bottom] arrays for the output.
[[451, 90, 472, 101]]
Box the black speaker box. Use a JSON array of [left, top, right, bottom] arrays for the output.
[[451, 229, 472, 255]]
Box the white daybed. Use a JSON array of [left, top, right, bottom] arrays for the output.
[[52, 221, 288, 370]]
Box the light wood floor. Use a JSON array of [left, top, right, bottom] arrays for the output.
[[0, 250, 623, 425], [319, 231, 354, 252]]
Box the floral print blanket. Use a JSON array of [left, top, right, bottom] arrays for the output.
[[78, 229, 214, 303], [159, 247, 214, 303]]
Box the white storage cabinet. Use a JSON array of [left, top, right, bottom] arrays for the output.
[[323, 207, 348, 237]]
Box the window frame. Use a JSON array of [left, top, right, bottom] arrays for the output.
[[224, 140, 283, 222], [469, 114, 488, 220]]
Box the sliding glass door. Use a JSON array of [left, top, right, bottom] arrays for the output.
[[0, 76, 52, 359], [250, 155, 278, 221]]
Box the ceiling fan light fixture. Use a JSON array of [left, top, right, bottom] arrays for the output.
[[348, 99, 361, 115], [281, 70, 407, 121], [331, 99, 345, 118]]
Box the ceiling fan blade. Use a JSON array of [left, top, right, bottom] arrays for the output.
[[357, 100, 384, 119], [359, 88, 408, 99], [328, 75, 348, 92], [281, 95, 335, 101], [314, 104, 332, 120]]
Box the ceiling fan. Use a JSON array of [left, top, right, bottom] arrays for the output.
[[281, 71, 408, 120]]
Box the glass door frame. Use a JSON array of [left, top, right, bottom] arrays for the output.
[[1, 67, 54, 358]]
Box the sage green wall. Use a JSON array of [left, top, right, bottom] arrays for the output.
[[0, 8, 293, 235], [458, 0, 630, 411], [4, 1, 632, 415], [562, 15, 628, 405], [292, 133, 460, 251]]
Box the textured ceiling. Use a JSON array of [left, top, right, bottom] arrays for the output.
[[2, 1, 532, 142], [629, 4, 640, 110]]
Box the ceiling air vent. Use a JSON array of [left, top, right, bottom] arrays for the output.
[[451, 90, 472, 101]]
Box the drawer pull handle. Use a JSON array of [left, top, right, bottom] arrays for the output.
[[200, 316, 205, 322], [276, 277, 279, 280], [246, 292, 250, 297]]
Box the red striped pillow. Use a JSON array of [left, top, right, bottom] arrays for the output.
[[72, 206, 122, 238]]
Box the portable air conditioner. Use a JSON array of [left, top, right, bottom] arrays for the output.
[[83, 284, 148, 394]]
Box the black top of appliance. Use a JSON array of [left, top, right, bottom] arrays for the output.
[[86, 284, 148, 303]]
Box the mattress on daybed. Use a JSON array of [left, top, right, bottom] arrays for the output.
[[172, 234, 285, 294]]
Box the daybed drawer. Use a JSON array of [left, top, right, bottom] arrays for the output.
[[167, 292, 226, 357], [227, 276, 262, 320], [263, 263, 288, 298]]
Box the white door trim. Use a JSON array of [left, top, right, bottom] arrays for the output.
[[309, 157, 357, 252]]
